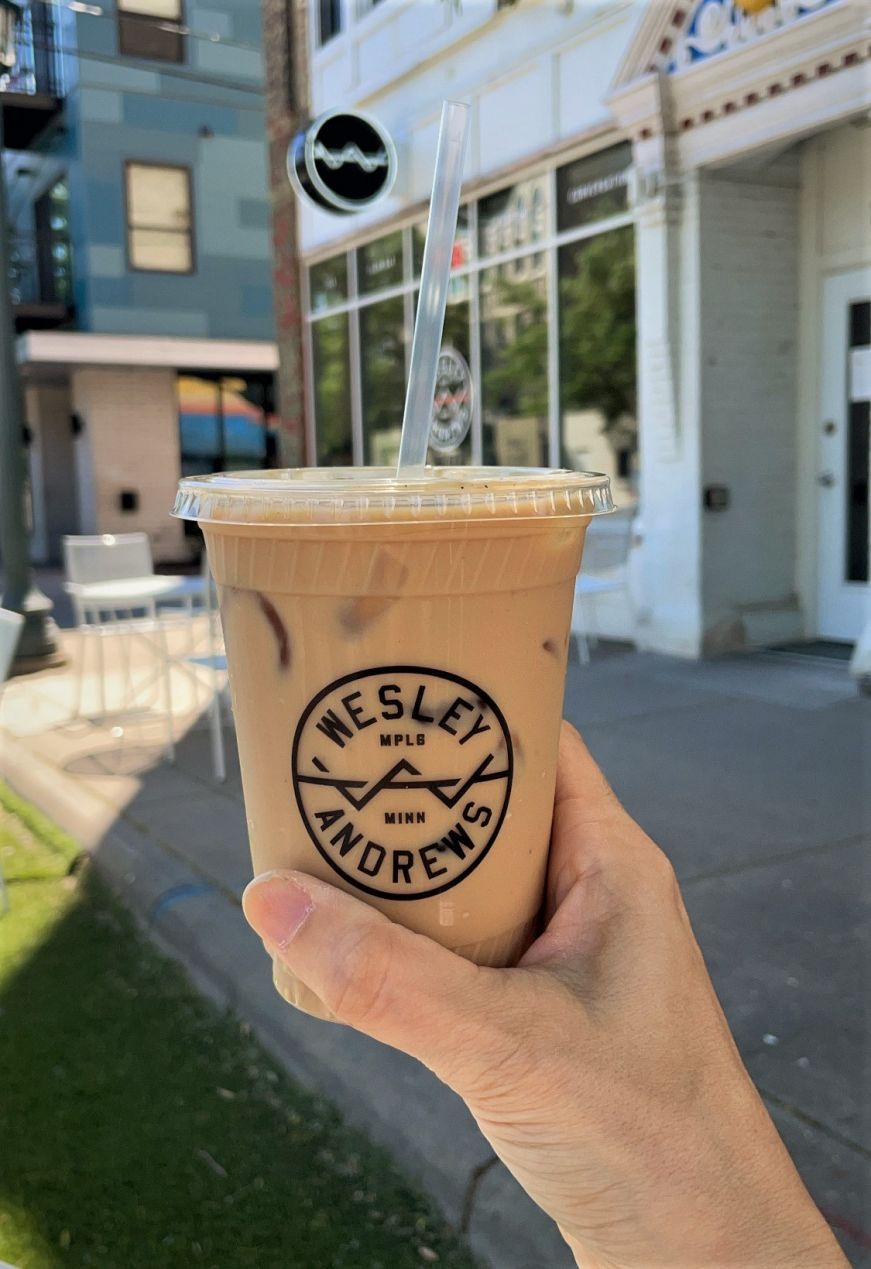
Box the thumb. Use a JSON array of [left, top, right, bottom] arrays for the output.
[[242, 870, 513, 1086]]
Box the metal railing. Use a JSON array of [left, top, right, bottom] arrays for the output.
[[2, 3, 65, 98], [8, 228, 73, 307]]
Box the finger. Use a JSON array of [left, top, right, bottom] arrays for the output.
[[242, 870, 516, 1089], [546, 723, 626, 913], [554, 722, 622, 821]]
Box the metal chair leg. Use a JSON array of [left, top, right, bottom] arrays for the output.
[[153, 604, 175, 763]]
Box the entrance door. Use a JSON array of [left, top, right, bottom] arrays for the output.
[[817, 269, 870, 640]]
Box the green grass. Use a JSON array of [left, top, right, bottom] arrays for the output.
[[0, 782, 82, 881], [0, 807, 479, 1269]]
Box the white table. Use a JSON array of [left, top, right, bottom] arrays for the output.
[[67, 574, 207, 619], [66, 574, 211, 760]]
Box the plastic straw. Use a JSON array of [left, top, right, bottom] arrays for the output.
[[396, 100, 470, 476]]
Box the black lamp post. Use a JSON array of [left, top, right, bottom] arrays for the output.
[[0, 0, 61, 670]]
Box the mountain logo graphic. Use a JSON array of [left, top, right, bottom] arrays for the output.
[[291, 666, 513, 900]]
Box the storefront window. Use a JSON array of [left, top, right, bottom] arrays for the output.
[[358, 231, 403, 296], [480, 261, 548, 467], [310, 254, 347, 313], [558, 225, 637, 504], [311, 314, 353, 465], [304, 145, 637, 482], [415, 277, 473, 466], [478, 176, 549, 261], [360, 296, 406, 464], [556, 143, 632, 234], [178, 375, 277, 539]]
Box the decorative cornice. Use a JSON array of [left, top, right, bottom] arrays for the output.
[[608, 0, 870, 143], [661, 0, 841, 73]]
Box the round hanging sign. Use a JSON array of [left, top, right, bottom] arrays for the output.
[[288, 109, 397, 215]]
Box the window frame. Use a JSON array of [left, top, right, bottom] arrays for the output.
[[301, 141, 637, 470], [117, 0, 186, 65], [124, 159, 196, 276]]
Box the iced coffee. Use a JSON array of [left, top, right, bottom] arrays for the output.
[[174, 466, 613, 1018]]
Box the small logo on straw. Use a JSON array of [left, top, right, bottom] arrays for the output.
[[430, 346, 473, 455], [292, 667, 513, 899], [288, 110, 397, 215]]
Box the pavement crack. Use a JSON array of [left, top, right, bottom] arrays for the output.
[[759, 1086, 871, 1161], [460, 1155, 499, 1235]]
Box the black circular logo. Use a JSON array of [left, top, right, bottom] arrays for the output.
[[288, 109, 397, 215], [430, 346, 473, 455], [292, 666, 513, 900]]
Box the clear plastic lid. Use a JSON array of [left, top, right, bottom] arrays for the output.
[[173, 466, 614, 526]]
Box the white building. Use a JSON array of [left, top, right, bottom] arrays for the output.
[[294, 0, 870, 657]]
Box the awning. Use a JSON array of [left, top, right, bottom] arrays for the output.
[[16, 329, 279, 373]]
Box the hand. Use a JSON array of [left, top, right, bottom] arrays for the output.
[[243, 723, 847, 1269]]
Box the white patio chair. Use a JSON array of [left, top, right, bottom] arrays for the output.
[[0, 606, 24, 913], [63, 533, 206, 759], [571, 513, 637, 664]]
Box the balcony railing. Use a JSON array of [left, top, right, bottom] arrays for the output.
[[2, 2, 65, 100], [9, 227, 74, 328]]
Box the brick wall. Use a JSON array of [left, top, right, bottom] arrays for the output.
[[71, 367, 187, 563], [262, 0, 307, 463], [697, 160, 802, 651]]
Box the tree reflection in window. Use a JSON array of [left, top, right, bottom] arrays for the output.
[[360, 297, 406, 465], [559, 226, 637, 504], [312, 314, 353, 465], [481, 265, 548, 467]]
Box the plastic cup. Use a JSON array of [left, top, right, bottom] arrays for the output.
[[173, 466, 613, 1019]]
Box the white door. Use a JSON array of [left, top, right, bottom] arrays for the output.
[[816, 269, 871, 640]]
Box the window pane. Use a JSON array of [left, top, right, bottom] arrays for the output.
[[312, 313, 353, 465], [118, 13, 184, 60], [310, 254, 347, 313], [178, 376, 220, 475], [413, 205, 471, 278], [413, 280, 472, 466], [480, 260, 548, 467], [127, 164, 190, 230], [358, 231, 403, 296], [433, 293, 472, 466], [478, 176, 549, 261], [221, 376, 269, 465], [119, 0, 182, 16], [360, 297, 406, 464], [556, 143, 632, 234], [559, 226, 637, 508], [129, 228, 191, 271], [318, 0, 342, 44]]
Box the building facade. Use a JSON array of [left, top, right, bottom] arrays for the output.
[[265, 0, 870, 657], [5, 0, 277, 563]]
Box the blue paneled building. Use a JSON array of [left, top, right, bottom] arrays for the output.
[[6, 0, 276, 562]]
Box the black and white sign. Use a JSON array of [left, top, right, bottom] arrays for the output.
[[430, 346, 473, 455], [288, 109, 397, 215]]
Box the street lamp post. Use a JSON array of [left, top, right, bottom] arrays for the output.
[[0, 0, 61, 669]]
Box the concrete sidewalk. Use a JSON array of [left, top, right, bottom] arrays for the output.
[[1, 634, 869, 1266]]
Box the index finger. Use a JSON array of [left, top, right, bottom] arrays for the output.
[[545, 723, 627, 914], [554, 721, 622, 820]]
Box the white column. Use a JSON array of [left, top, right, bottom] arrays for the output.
[[71, 371, 98, 535], [633, 168, 704, 657]]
